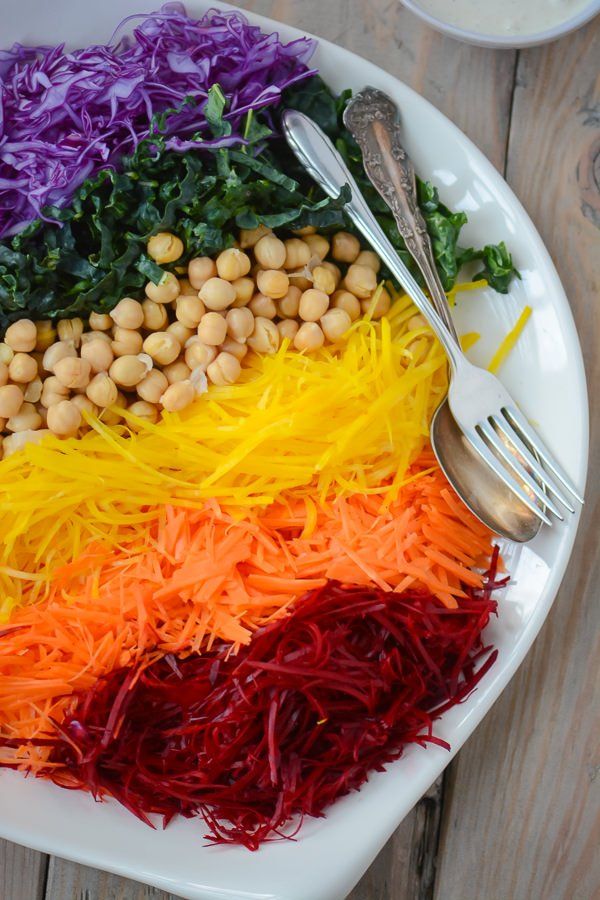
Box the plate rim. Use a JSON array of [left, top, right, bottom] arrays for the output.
[[0, 3, 589, 899]]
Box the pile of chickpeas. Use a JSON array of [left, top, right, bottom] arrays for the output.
[[0, 226, 389, 457]]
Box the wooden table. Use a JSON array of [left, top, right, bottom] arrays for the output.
[[2, 2, 599, 898]]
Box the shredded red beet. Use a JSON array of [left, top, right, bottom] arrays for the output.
[[7, 554, 504, 849]]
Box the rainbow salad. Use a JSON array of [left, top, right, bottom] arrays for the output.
[[0, 3, 520, 849]]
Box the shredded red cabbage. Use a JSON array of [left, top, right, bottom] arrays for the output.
[[0, 3, 315, 237], [7, 555, 504, 849]]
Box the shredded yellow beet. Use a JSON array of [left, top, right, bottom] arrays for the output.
[[488, 306, 532, 374], [0, 292, 448, 615]]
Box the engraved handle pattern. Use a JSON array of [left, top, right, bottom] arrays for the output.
[[343, 87, 458, 339]]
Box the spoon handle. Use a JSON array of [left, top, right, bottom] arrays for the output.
[[343, 86, 459, 341], [281, 109, 465, 374]]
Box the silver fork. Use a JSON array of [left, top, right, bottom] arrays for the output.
[[282, 109, 583, 524]]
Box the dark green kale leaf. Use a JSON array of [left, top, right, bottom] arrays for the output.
[[282, 76, 519, 293]]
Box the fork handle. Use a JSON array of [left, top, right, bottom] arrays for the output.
[[281, 110, 466, 374], [343, 87, 459, 342]]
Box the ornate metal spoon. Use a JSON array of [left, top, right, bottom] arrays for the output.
[[342, 87, 544, 541], [340, 87, 543, 541]]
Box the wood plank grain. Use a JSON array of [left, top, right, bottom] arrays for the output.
[[347, 779, 444, 900], [0, 839, 48, 900], [435, 19, 600, 900], [239, 0, 516, 171], [44, 857, 178, 900], [2, 3, 517, 899]]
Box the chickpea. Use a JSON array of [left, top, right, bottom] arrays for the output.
[[249, 293, 277, 319], [54, 356, 92, 390], [355, 250, 381, 273], [216, 248, 251, 281], [303, 234, 330, 260], [100, 405, 124, 427], [81, 330, 111, 346], [299, 288, 329, 323], [81, 338, 114, 374], [320, 308, 352, 342], [141, 298, 169, 331], [110, 298, 144, 330], [320, 260, 342, 286], [126, 400, 159, 428], [47, 399, 81, 436], [312, 265, 337, 295], [109, 354, 151, 388], [292, 225, 316, 236], [220, 338, 248, 361], [278, 286, 302, 319], [408, 314, 428, 331], [332, 231, 361, 263], [24, 377, 43, 403], [362, 287, 391, 319], [145, 272, 180, 304], [136, 368, 169, 404], [0, 384, 23, 418], [160, 380, 196, 412], [206, 351, 241, 386], [0, 343, 14, 365], [288, 274, 313, 292], [344, 264, 377, 299], [197, 312, 227, 346], [332, 290, 361, 321], [142, 331, 181, 366], [163, 359, 191, 384], [35, 321, 57, 352], [254, 234, 286, 270], [0, 362, 7, 388], [6, 401, 42, 433], [165, 322, 193, 347], [283, 238, 311, 270], [199, 277, 236, 311], [225, 307, 254, 342], [111, 327, 143, 357], [246, 317, 280, 354], [85, 373, 118, 407], [256, 269, 289, 300], [8, 353, 37, 384], [294, 322, 325, 352], [71, 394, 98, 417], [42, 341, 77, 373], [2, 429, 50, 458], [57, 317, 84, 347], [36, 405, 48, 428], [40, 376, 69, 408], [5, 319, 37, 352], [147, 232, 184, 265], [231, 276, 255, 308], [89, 311, 113, 331], [184, 340, 217, 371], [239, 224, 270, 249], [31, 352, 44, 375], [188, 257, 217, 290], [277, 319, 299, 341], [176, 295, 205, 329]]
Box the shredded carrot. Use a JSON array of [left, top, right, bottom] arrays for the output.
[[488, 306, 532, 374], [0, 303, 449, 615], [0, 457, 495, 764]]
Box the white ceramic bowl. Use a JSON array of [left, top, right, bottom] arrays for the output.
[[401, 0, 600, 48], [0, 1, 589, 899]]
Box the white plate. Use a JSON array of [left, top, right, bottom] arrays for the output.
[[0, 2, 589, 899]]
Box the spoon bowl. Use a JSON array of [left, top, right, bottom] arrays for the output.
[[430, 399, 542, 542]]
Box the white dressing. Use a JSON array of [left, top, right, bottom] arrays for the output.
[[415, 0, 591, 36]]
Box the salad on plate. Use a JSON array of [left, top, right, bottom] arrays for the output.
[[0, 2, 527, 851]]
